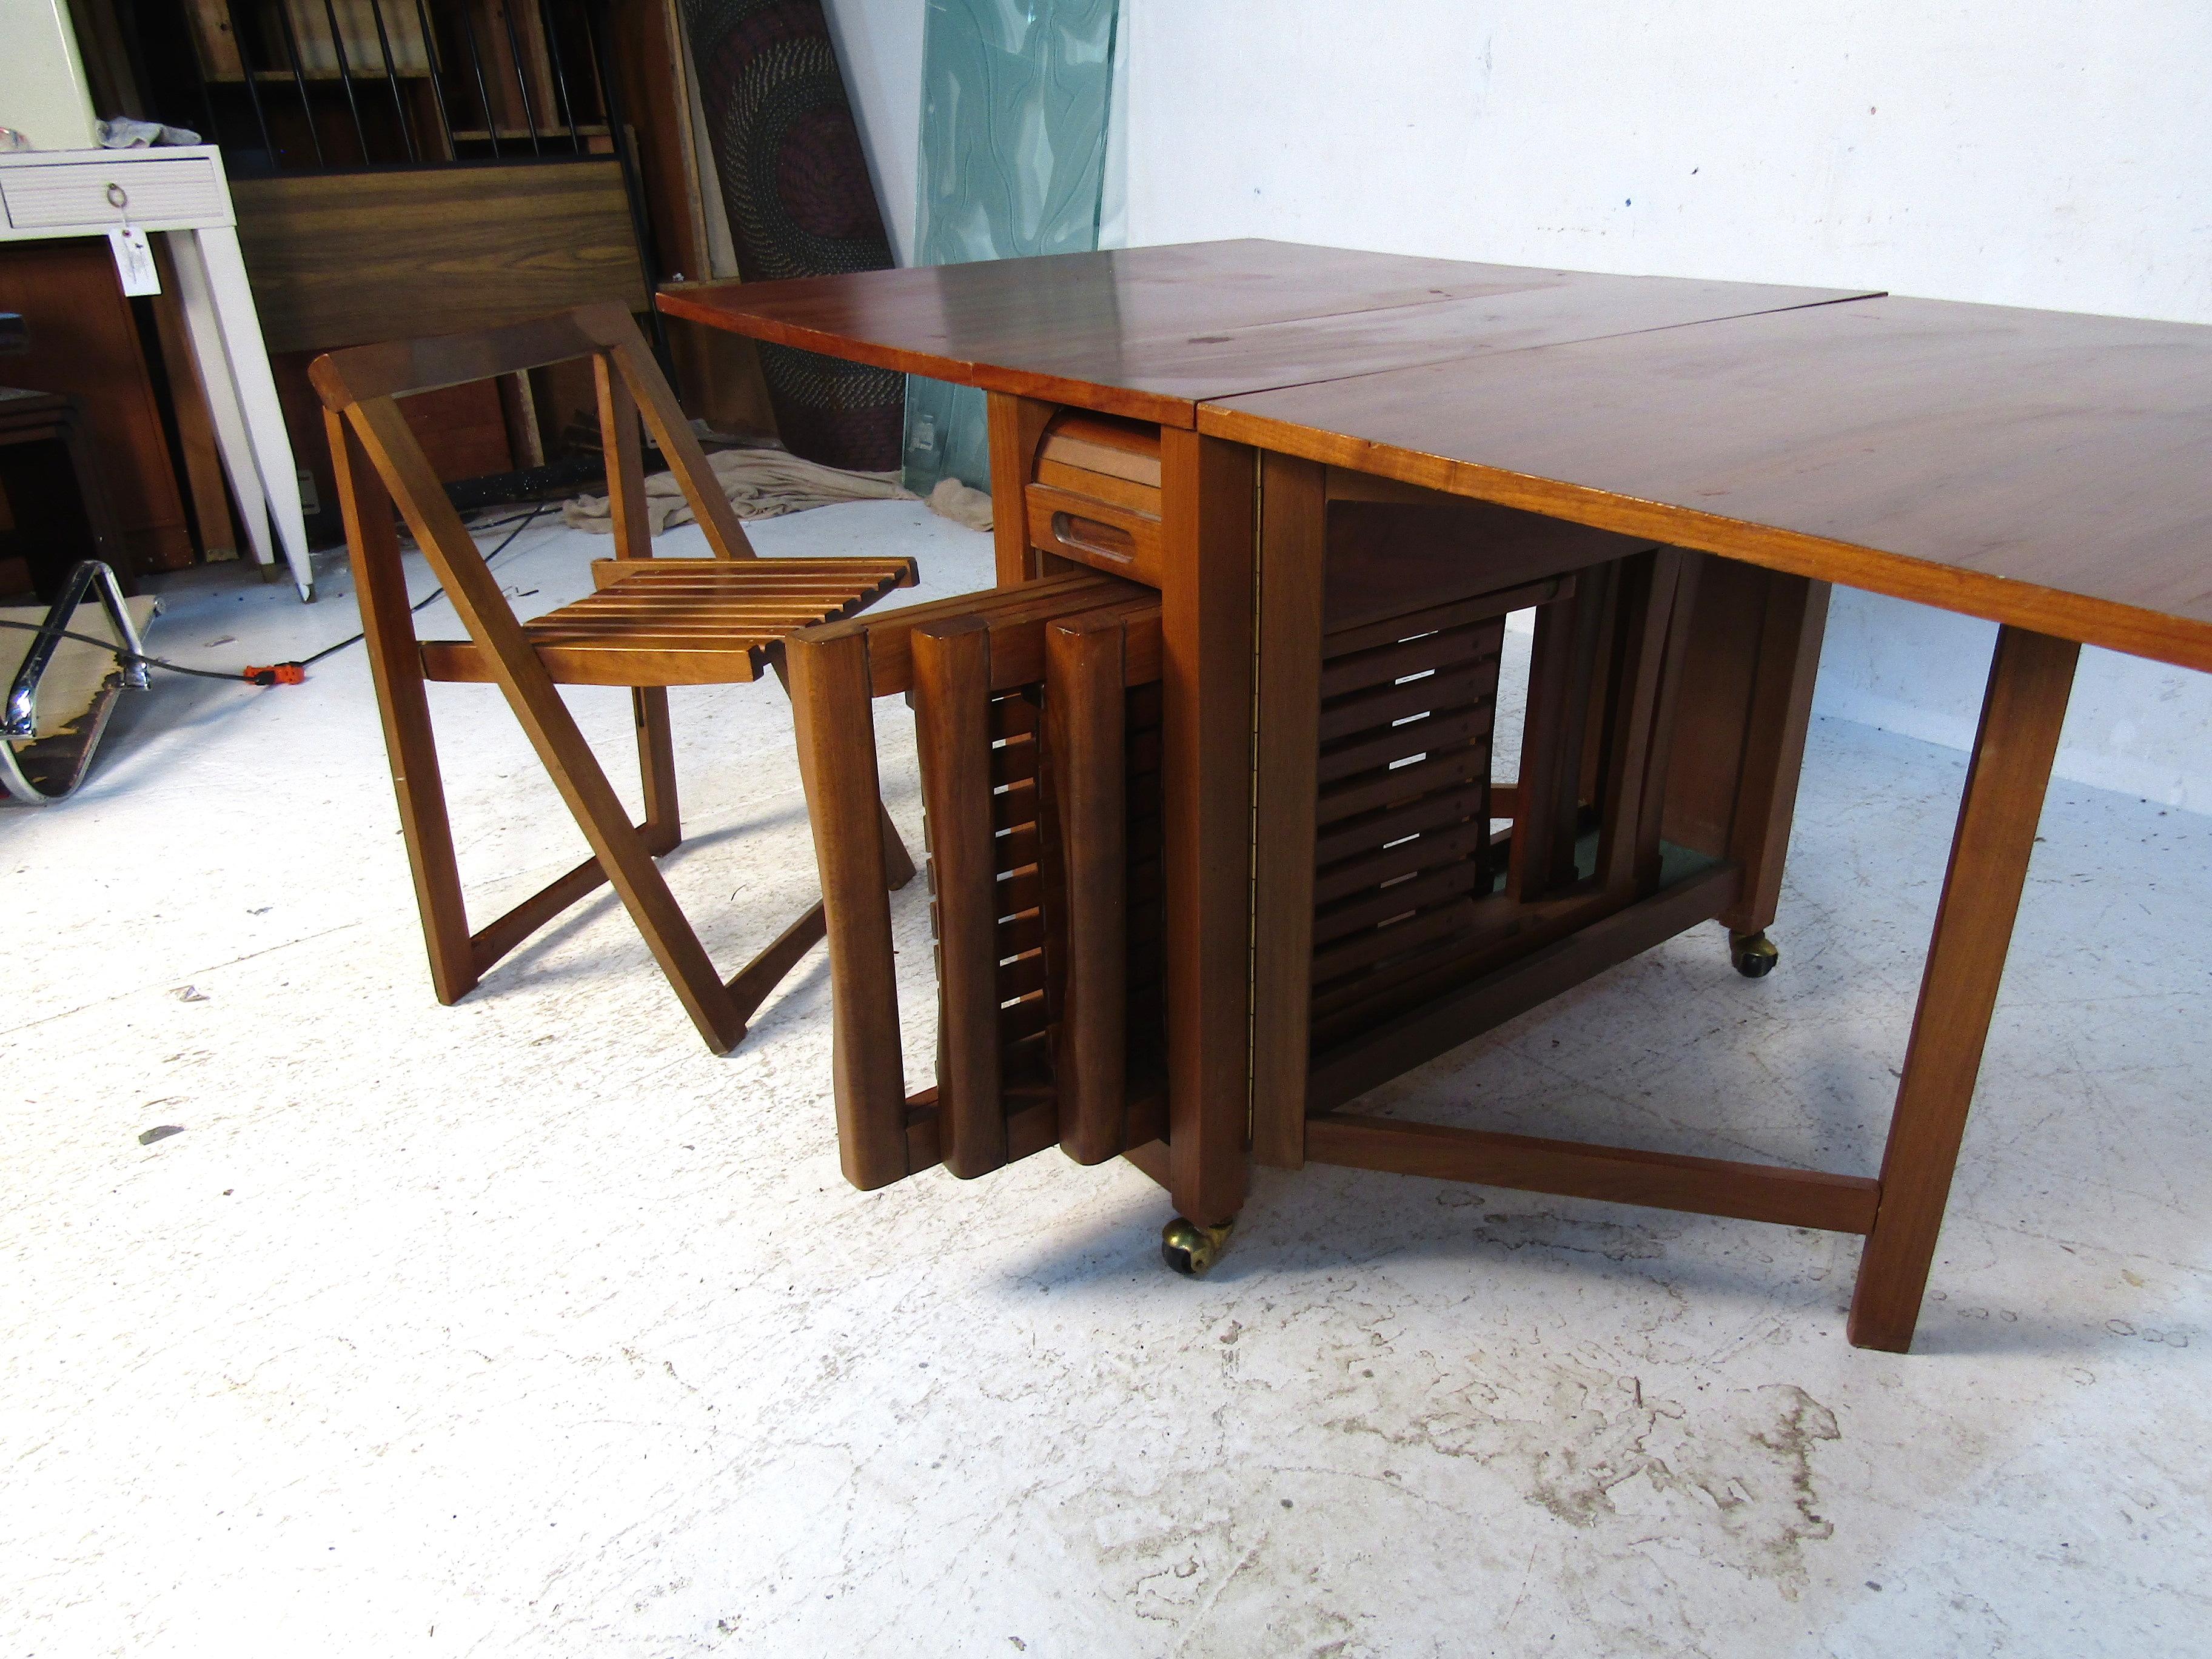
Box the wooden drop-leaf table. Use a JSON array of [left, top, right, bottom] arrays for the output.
[[663, 241, 2212, 1352]]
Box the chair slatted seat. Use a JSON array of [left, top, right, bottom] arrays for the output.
[[415, 555, 918, 685]]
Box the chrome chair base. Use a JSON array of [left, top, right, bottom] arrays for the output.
[[2, 560, 151, 805]]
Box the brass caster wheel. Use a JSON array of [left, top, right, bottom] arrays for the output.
[[1729, 929, 1780, 979], [1161, 1216, 1235, 1276]]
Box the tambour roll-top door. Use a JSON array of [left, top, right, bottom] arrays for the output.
[[1025, 411, 1163, 586]]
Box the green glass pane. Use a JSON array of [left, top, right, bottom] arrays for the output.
[[903, 0, 1119, 495]]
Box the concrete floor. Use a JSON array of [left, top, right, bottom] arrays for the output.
[[4, 503, 2209, 1658]]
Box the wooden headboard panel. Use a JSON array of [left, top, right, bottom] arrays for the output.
[[232, 161, 648, 355]]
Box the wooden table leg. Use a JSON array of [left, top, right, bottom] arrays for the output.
[[986, 392, 1054, 588], [1718, 573, 1831, 936], [1848, 625, 2078, 1352], [1158, 427, 1257, 1228], [1250, 452, 1328, 1168]]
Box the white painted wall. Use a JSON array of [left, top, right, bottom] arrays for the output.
[[828, 0, 2212, 806], [823, 0, 925, 267], [0, 0, 101, 151]]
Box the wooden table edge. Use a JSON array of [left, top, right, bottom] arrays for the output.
[[1198, 401, 2212, 675], [655, 287, 1200, 428]]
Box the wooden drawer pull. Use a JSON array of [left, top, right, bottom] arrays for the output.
[[1052, 511, 1138, 566]]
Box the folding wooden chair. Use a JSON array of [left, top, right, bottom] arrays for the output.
[[312, 304, 917, 1054], [784, 572, 1170, 1189]]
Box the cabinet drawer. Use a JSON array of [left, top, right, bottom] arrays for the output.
[[1025, 481, 1163, 585], [1, 157, 224, 232], [1026, 409, 1162, 586]]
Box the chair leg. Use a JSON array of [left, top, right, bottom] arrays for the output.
[[329, 409, 475, 1004], [724, 899, 828, 1027], [383, 681, 478, 1006], [714, 797, 916, 1030], [696, 663, 923, 1034], [437, 654, 743, 1053], [879, 801, 918, 889], [635, 686, 681, 855], [774, 657, 916, 891], [554, 762, 748, 1054]]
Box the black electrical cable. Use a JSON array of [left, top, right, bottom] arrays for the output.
[[0, 504, 556, 685], [300, 503, 552, 665], [0, 618, 253, 681]]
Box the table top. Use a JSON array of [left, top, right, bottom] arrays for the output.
[[661, 239, 2212, 672], [1206, 294, 2212, 671], [659, 239, 1872, 426]]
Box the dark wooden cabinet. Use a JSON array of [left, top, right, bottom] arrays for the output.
[[0, 241, 194, 577]]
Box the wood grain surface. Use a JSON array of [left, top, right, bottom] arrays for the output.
[[0, 240, 193, 573], [239, 163, 648, 354], [1204, 295, 2212, 670], [1158, 427, 1258, 1225], [1849, 626, 2081, 1351], [660, 238, 1871, 426], [1306, 1113, 1880, 1235], [668, 241, 2210, 1349]]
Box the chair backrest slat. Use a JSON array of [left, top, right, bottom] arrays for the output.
[[310, 307, 609, 404]]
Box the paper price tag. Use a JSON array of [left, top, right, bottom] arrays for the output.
[[107, 227, 161, 297]]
